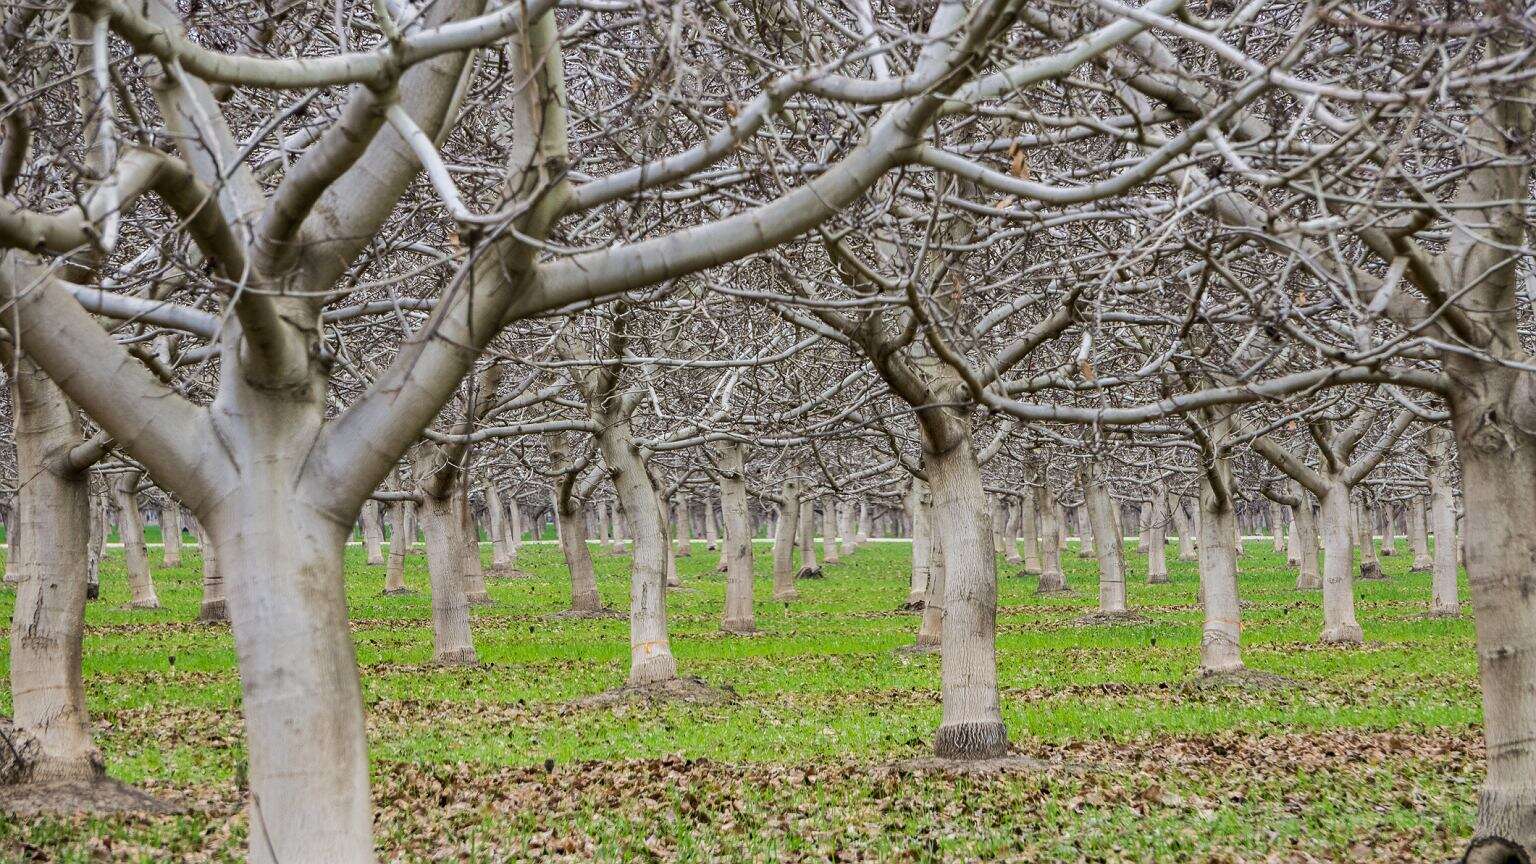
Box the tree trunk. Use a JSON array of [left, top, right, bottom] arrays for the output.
[[821, 495, 839, 564], [771, 483, 800, 601], [674, 494, 693, 557], [1269, 502, 1285, 553], [195, 515, 227, 622], [1379, 505, 1399, 556], [1318, 484, 1363, 643], [420, 494, 477, 665], [384, 502, 410, 594], [1197, 466, 1243, 675], [716, 443, 755, 634], [704, 496, 719, 551], [1146, 488, 1169, 584], [1407, 494, 1432, 572], [360, 500, 385, 566], [1137, 501, 1152, 554], [597, 418, 676, 686], [1428, 431, 1460, 616], [855, 497, 870, 545], [162, 503, 183, 568], [111, 473, 158, 609], [915, 520, 944, 649], [1293, 491, 1323, 590], [839, 501, 856, 556], [403, 499, 418, 554], [487, 484, 512, 569], [1084, 464, 1126, 614], [926, 436, 1007, 760], [1357, 499, 1384, 580], [1286, 511, 1301, 566], [8, 359, 102, 781], [908, 480, 931, 607], [1036, 485, 1067, 593], [797, 502, 818, 575], [458, 486, 489, 604], [1019, 489, 1041, 574], [1173, 496, 1197, 562], [1076, 503, 1096, 558], [86, 491, 106, 601], [556, 490, 602, 614]]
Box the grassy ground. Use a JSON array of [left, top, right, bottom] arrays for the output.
[[0, 538, 1478, 863]]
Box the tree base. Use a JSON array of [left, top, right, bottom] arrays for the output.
[[1410, 562, 1433, 573], [1177, 554, 1198, 563], [485, 566, 532, 580], [1035, 583, 1074, 596], [0, 777, 181, 817], [1427, 607, 1462, 619], [720, 618, 756, 635], [381, 587, 415, 596], [433, 649, 480, 666], [554, 606, 621, 619], [1359, 562, 1386, 580], [1077, 610, 1148, 627], [1320, 624, 1365, 645], [1474, 785, 1536, 861], [895, 640, 939, 656], [773, 590, 799, 602], [795, 566, 824, 580], [934, 721, 1009, 760], [466, 591, 493, 606], [1461, 836, 1530, 864], [1193, 666, 1291, 690], [1380, 548, 1398, 557], [715, 560, 728, 573], [1146, 573, 1170, 584], [1295, 579, 1322, 591], [197, 601, 229, 623], [575, 676, 736, 709], [86, 583, 99, 601], [898, 597, 926, 612]]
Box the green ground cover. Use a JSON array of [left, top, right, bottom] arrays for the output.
[[0, 539, 1477, 862]]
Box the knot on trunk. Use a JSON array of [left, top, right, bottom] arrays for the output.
[[0, 717, 39, 785]]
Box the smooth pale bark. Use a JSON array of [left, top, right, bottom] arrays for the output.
[[556, 493, 602, 614], [1318, 485, 1364, 643], [1076, 503, 1095, 558], [821, 495, 839, 564], [1172, 497, 1196, 562], [1286, 513, 1300, 566], [510, 500, 526, 555], [360, 500, 385, 566], [1136, 501, 1152, 554], [1270, 502, 1286, 553], [2, 503, 15, 585], [86, 491, 106, 601], [403, 499, 419, 554], [1146, 489, 1168, 584], [596, 418, 676, 686], [797, 503, 818, 574], [458, 488, 490, 604], [990, 496, 1005, 554], [1428, 435, 1460, 616], [195, 516, 227, 622], [1084, 465, 1126, 614], [674, 494, 693, 557], [1035, 485, 1067, 593], [1379, 505, 1399, 556], [908, 480, 931, 606], [111, 473, 158, 609], [162, 503, 184, 568], [9, 360, 101, 780], [716, 443, 755, 634], [915, 522, 944, 649], [487, 484, 512, 569], [1356, 500, 1384, 580], [771, 483, 800, 601], [1019, 489, 1041, 574], [1197, 467, 1243, 675], [839, 502, 856, 556], [384, 502, 410, 594], [1294, 497, 1323, 590], [420, 494, 477, 665], [855, 497, 870, 545], [704, 496, 720, 551], [999, 497, 1020, 565], [927, 437, 1007, 759], [1407, 494, 1432, 571]]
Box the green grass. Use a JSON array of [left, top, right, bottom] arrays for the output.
[[0, 539, 1481, 862]]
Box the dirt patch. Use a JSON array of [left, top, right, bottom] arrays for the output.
[[0, 777, 182, 817], [571, 676, 737, 709]]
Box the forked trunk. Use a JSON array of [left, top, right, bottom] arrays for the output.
[[1318, 484, 1363, 643], [420, 494, 478, 665], [162, 503, 184, 568], [360, 500, 385, 566], [926, 437, 1007, 759], [771, 483, 800, 601], [9, 359, 102, 781], [716, 443, 755, 634], [112, 473, 158, 609]]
